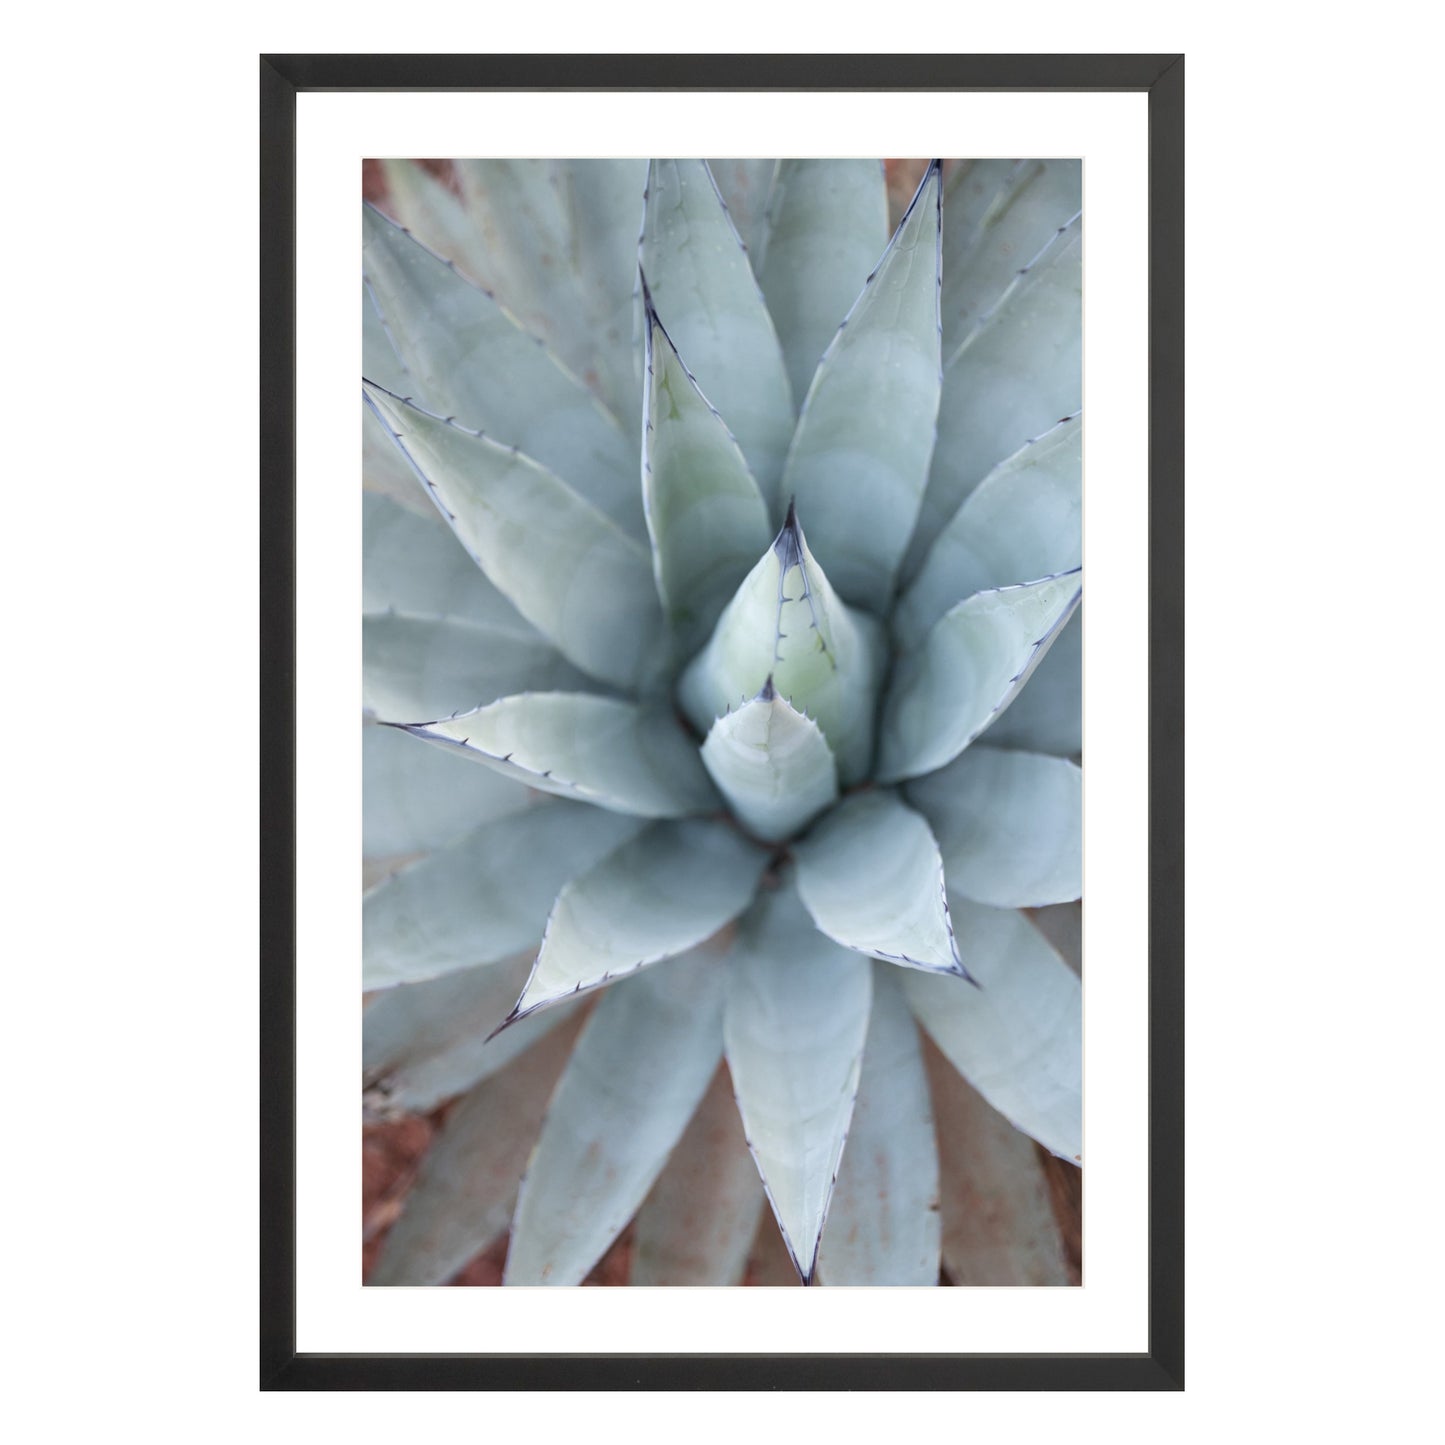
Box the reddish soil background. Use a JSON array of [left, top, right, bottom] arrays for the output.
[[359, 1114, 640, 1285], [363, 1106, 1079, 1285], [363, 158, 937, 226]]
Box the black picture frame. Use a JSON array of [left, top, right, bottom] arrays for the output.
[[260, 52, 1184, 1391]]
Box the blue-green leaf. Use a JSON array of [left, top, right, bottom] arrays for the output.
[[817, 965, 940, 1285], [724, 881, 873, 1285], [554, 159, 650, 419], [941, 159, 1082, 355], [631, 1063, 766, 1286], [678, 504, 885, 785], [793, 790, 968, 980], [362, 203, 643, 538], [504, 952, 727, 1285], [779, 160, 943, 614], [362, 384, 666, 694], [642, 287, 773, 660], [363, 277, 410, 395], [706, 158, 777, 259], [368, 1020, 579, 1286], [907, 745, 1082, 908], [925, 1038, 1072, 1284], [379, 159, 495, 291], [362, 612, 586, 723], [364, 418, 431, 523], [452, 161, 584, 357], [362, 951, 580, 1118], [453, 158, 568, 268], [362, 803, 645, 989], [455, 159, 647, 424], [902, 896, 1082, 1162], [758, 159, 889, 405], [641, 160, 794, 508], [876, 570, 1082, 782], [906, 213, 1082, 575], [363, 721, 533, 862], [982, 606, 1082, 758], [363, 492, 533, 630], [699, 680, 839, 843], [501, 819, 768, 1024], [894, 411, 1082, 649], [391, 692, 718, 819]]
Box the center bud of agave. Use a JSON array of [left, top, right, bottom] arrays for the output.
[[636, 272, 885, 847], [676, 501, 885, 843]]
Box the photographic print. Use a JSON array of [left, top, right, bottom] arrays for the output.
[[359, 157, 1083, 1289]]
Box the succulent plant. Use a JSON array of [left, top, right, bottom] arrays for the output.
[[361, 157, 1082, 1287]]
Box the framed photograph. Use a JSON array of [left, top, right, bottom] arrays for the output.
[[261, 53, 1183, 1390]]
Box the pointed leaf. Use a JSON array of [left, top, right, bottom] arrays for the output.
[[361, 225, 419, 520], [379, 159, 494, 289], [387, 160, 647, 422], [360, 262, 424, 519], [393, 692, 718, 819], [363, 277, 410, 395], [363, 802, 645, 989], [923, 1037, 1073, 1285], [452, 159, 569, 289], [363, 491, 536, 632], [363, 720, 533, 862], [907, 745, 1082, 908], [453, 159, 645, 424], [779, 160, 943, 613], [699, 682, 839, 843], [642, 290, 773, 659], [363, 399, 430, 517], [902, 896, 1082, 1162], [368, 1019, 579, 1285], [362, 204, 643, 538], [982, 606, 1082, 757], [362, 952, 580, 1118], [894, 411, 1082, 648], [746, 1208, 803, 1286], [362, 612, 586, 723], [817, 965, 941, 1285], [707, 158, 777, 259], [362, 385, 666, 693], [724, 881, 873, 1284], [641, 160, 794, 506], [877, 570, 1082, 782], [906, 214, 1082, 575], [758, 159, 890, 404], [941, 159, 1082, 355], [553, 159, 649, 419], [505, 819, 768, 1023], [504, 951, 727, 1285], [793, 790, 967, 979], [678, 505, 885, 785], [451, 160, 586, 361], [631, 1063, 766, 1286]]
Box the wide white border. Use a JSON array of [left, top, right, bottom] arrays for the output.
[[296, 88, 1149, 1355]]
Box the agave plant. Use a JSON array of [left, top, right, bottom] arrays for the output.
[[361, 157, 1082, 1287]]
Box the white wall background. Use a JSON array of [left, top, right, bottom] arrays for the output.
[[3, 2, 1438, 1438]]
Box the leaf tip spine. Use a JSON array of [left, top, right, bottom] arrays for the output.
[[772, 497, 804, 569], [484, 1012, 522, 1044]]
